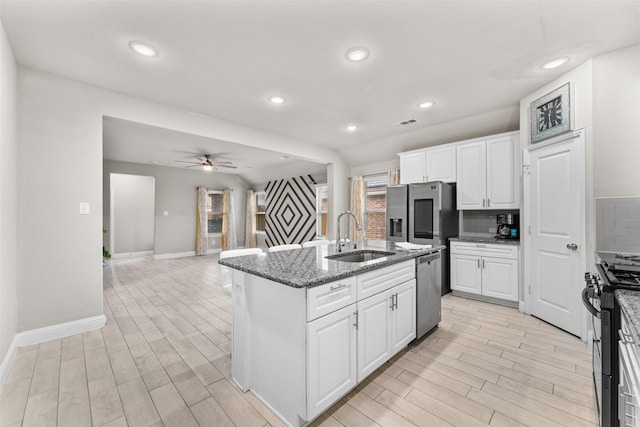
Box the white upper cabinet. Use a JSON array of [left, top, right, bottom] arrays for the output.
[[425, 145, 456, 183], [399, 151, 426, 184], [456, 132, 520, 210], [456, 141, 487, 209], [399, 144, 457, 184], [486, 135, 519, 209]]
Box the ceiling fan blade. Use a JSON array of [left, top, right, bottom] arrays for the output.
[[215, 164, 238, 169], [212, 161, 233, 164], [185, 164, 203, 168], [175, 160, 201, 165]]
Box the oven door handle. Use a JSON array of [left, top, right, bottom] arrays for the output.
[[582, 287, 601, 318]]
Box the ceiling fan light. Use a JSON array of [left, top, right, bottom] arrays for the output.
[[203, 164, 213, 171]]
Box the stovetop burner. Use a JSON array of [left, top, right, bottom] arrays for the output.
[[596, 251, 640, 290]]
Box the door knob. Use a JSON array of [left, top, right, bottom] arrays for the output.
[[567, 243, 578, 250]]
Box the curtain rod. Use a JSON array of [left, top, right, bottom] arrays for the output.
[[347, 171, 392, 180]]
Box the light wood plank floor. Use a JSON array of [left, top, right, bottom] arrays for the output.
[[1, 255, 598, 427]]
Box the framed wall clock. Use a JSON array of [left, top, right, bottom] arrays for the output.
[[530, 82, 571, 144]]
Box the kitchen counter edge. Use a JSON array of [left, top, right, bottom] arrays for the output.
[[450, 236, 520, 246], [219, 243, 445, 288]]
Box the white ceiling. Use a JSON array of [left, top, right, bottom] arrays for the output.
[[102, 117, 327, 185], [3, 1, 640, 174]]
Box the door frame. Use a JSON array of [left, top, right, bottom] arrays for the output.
[[523, 128, 588, 342]]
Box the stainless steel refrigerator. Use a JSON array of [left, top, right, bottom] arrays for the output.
[[386, 182, 458, 294]]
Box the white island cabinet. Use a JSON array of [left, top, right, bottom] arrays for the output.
[[231, 259, 416, 426]]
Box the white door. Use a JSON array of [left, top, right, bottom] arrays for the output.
[[391, 280, 416, 354], [400, 151, 426, 184], [482, 257, 518, 302], [457, 141, 487, 209], [486, 135, 519, 209], [357, 290, 392, 382], [307, 304, 357, 420], [526, 130, 585, 337], [425, 145, 456, 183], [451, 254, 482, 294]]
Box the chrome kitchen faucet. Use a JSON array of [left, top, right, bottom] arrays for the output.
[[336, 211, 362, 252]]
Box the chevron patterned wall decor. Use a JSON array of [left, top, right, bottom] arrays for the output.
[[265, 176, 316, 247]]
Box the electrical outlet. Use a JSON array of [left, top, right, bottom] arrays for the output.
[[163, 211, 169, 216], [80, 202, 90, 215]]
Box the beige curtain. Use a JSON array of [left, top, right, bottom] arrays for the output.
[[222, 189, 238, 251], [245, 189, 257, 248], [195, 187, 208, 255], [388, 168, 401, 185], [349, 175, 365, 242]]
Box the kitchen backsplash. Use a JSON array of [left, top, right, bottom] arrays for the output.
[[596, 196, 640, 253], [459, 209, 519, 237]]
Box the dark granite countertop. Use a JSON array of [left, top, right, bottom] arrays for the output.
[[616, 289, 640, 344], [218, 241, 445, 288], [450, 236, 520, 246]]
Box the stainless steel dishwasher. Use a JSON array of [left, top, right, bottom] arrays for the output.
[[416, 250, 442, 339]]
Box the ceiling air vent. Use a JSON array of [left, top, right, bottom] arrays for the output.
[[392, 119, 418, 127]]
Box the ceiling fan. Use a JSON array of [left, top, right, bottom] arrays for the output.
[[175, 154, 237, 171]]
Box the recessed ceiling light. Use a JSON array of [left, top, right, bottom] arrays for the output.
[[269, 95, 286, 105], [345, 124, 359, 132], [417, 101, 435, 109], [150, 161, 158, 165], [129, 41, 158, 57], [346, 47, 369, 62], [279, 155, 289, 160], [542, 57, 569, 70]]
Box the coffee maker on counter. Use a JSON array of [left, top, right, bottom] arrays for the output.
[[496, 213, 519, 240]]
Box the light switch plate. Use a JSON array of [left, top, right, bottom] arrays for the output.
[[80, 202, 90, 215], [163, 211, 169, 216]]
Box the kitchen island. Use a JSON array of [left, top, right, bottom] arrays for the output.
[[219, 241, 443, 426]]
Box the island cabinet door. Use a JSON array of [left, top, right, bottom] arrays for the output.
[[391, 279, 416, 355], [356, 290, 393, 383], [307, 304, 357, 421]]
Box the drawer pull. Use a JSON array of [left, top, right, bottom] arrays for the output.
[[330, 284, 347, 291]]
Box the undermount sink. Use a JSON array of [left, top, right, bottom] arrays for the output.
[[325, 250, 395, 263]]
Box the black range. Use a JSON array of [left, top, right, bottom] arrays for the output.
[[584, 252, 640, 427]]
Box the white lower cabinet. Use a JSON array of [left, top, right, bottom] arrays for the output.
[[356, 279, 416, 382], [450, 242, 519, 303], [307, 304, 357, 420], [237, 260, 418, 427]]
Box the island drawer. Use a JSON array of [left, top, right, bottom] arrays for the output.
[[356, 260, 415, 301], [307, 277, 357, 321]]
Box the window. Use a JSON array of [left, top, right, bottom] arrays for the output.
[[255, 191, 266, 233], [315, 184, 328, 237], [207, 191, 224, 234], [364, 175, 388, 241]]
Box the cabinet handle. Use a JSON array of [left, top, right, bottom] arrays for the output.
[[390, 295, 395, 310], [330, 284, 347, 291], [482, 199, 486, 208], [483, 259, 485, 269], [477, 259, 480, 268], [487, 198, 491, 207], [394, 293, 398, 310], [353, 311, 358, 329]]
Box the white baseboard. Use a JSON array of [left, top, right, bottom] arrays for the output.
[[0, 338, 18, 391], [0, 314, 106, 390], [112, 250, 154, 259], [154, 251, 196, 260], [206, 248, 222, 255]]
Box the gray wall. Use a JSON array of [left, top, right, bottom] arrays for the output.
[[110, 173, 155, 255], [593, 43, 640, 197], [0, 21, 18, 372], [104, 160, 249, 255]]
